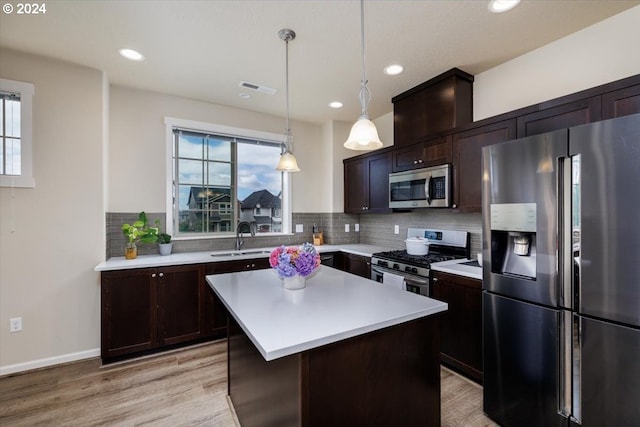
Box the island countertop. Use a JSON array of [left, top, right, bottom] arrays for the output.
[[206, 265, 447, 361]]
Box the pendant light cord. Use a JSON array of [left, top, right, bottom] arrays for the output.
[[285, 36, 291, 147], [359, 0, 371, 119]]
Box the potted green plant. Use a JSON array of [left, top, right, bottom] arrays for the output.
[[157, 230, 173, 256], [121, 212, 159, 259]]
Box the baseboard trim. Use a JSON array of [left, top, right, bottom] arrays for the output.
[[0, 348, 100, 377]]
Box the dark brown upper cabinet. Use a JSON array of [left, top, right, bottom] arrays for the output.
[[602, 83, 640, 119], [516, 96, 601, 137], [452, 119, 517, 212], [392, 135, 452, 172], [393, 68, 473, 147], [344, 150, 392, 214]]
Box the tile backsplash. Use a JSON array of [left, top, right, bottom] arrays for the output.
[[358, 210, 483, 257], [106, 210, 482, 259], [106, 212, 360, 258]]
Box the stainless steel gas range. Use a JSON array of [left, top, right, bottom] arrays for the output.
[[371, 228, 470, 296]]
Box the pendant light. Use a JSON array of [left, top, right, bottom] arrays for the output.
[[276, 28, 300, 172], [344, 0, 383, 151]]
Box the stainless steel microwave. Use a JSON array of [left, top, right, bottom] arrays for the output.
[[389, 164, 452, 208]]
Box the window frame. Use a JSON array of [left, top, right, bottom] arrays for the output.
[[164, 117, 292, 239], [0, 78, 35, 188]]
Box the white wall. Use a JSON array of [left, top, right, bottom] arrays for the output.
[[474, 6, 640, 121], [0, 49, 106, 372], [109, 85, 327, 213]]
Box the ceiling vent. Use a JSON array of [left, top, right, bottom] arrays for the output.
[[239, 81, 277, 95]]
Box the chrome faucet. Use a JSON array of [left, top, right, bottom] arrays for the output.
[[235, 221, 255, 251]]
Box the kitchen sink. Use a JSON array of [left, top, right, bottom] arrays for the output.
[[211, 249, 271, 257]]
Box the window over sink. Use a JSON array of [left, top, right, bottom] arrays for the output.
[[165, 117, 291, 238]]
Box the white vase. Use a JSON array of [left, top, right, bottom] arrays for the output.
[[283, 275, 306, 290], [159, 243, 173, 256]]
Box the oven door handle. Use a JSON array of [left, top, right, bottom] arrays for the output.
[[372, 266, 429, 286]]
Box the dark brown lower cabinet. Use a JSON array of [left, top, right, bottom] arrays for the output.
[[228, 314, 441, 427], [101, 268, 158, 360], [335, 252, 371, 278], [158, 265, 204, 346], [101, 264, 207, 361], [430, 270, 483, 383], [204, 258, 271, 336]]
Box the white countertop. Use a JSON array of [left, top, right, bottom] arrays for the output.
[[430, 258, 483, 280], [94, 244, 392, 271], [207, 265, 447, 361]]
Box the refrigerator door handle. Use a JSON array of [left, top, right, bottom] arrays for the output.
[[558, 312, 582, 424], [571, 314, 582, 424], [558, 155, 574, 310], [559, 310, 572, 417]]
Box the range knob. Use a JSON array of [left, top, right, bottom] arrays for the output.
[[393, 263, 400, 270], [404, 266, 411, 272], [411, 267, 418, 274], [378, 260, 388, 267]]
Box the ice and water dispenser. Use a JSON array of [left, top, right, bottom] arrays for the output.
[[490, 203, 537, 280]]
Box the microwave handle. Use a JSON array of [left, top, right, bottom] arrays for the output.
[[425, 174, 432, 205]]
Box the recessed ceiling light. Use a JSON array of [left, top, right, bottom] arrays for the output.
[[119, 48, 145, 61], [329, 101, 343, 109], [239, 93, 251, 99], [384, 64, 404, 75], [488, 0, 520, 13]]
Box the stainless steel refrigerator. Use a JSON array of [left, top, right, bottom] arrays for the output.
[[481, 113, 640, 427]]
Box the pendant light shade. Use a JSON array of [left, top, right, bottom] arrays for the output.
[[276, 28, 300, 172], [276, 150, 300, 172], [344, 117, 383, 150], [344, 0, 383, 151]]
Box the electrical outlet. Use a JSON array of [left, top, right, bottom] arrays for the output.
[[394, 225, 400, 234], [344, 224, 350, 232], [355, 223, 360, 232], [10, 317, 22, 333], [295, 224, 303, 233]]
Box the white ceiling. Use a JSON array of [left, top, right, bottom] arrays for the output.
[[1, 1, 638, 124]]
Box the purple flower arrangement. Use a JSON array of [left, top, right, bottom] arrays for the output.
[[269, 243, 321, 278]]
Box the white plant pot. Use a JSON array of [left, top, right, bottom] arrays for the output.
[[283, 275, 306, 290], [159, 243, 173, 256]]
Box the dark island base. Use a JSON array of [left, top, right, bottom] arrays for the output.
[[228, 315, 442, 427]]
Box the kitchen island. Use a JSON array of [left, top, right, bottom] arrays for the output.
[[206, 265, 447, 427]]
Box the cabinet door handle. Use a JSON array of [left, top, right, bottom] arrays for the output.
[[158, 272, 164, 278], [413, 160, 418, 164], [433, 277, 438, 282], [419, 159, 423, 164], [151, 273, 157, 278]]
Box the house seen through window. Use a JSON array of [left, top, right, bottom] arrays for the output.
[[172, 128, 284, 236]]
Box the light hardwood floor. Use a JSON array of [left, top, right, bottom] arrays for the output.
[[0, 340, 497, 426]]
